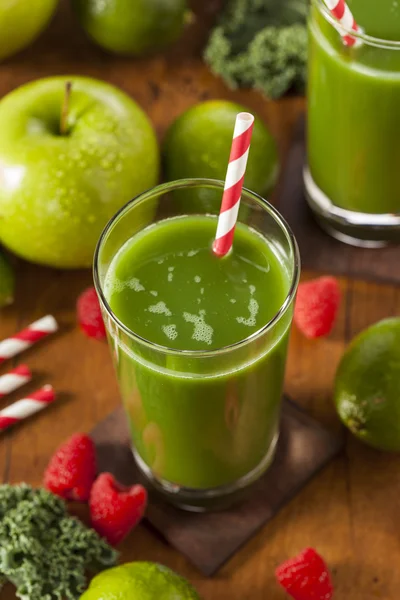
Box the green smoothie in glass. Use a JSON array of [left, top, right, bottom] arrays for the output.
[[306, 0, 400, 246], [95, 179, 299, 511]]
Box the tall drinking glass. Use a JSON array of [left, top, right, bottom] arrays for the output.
[[306, 0, 400, 246], [94, 179, 300, 511]]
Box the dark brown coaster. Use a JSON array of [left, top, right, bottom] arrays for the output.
[[92, 397, 342, 576], [278, 118, 400, 284]]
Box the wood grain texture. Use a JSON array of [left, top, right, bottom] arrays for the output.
[[0, 0, 399, 598]]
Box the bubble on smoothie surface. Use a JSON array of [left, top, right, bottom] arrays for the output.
[[104, 277, 125, 295], [162, 324, 178, 341], [249, 285, 256, 295], [183, 309, 214, 345], [157, 258, 165, 264], [128, 277, 145, 292], [194, 275, 201, 283], [200, 288, 204, 295], [187, 250, 199, 257], [237, 298, 259, 327], [230, 298, 237, 304], [148, 301, 172, 316], [150, 290, 158, 297], [168, 267, 174, 282]]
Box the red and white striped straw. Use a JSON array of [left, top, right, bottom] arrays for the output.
[[0, 315, 58, 365], [0, 365, 32, 399], [213, 112, 254, 258], [0, 385, 55, 431], [324, 0, 360, 47]]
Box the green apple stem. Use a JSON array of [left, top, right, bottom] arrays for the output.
[[60, 81, 72, 136]]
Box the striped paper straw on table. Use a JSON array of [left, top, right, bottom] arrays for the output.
[[213, 112, 254, 257], [0, 385, 55, 431], [324, 0, 360, 46], [0, 315, 58, 365], [0, 365, 32, 398]]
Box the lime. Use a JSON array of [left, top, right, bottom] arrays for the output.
[[80, 562, 200, 600], [163, 100, 279, 213], [334, 318, 400, 451], [0, 252, 14, 307], [72, 0, 187, 56]]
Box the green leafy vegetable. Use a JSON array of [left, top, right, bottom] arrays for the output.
[[204, 0, 308, 99], [0, 484, 118, 600]]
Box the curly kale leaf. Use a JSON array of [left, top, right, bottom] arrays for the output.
[[0, 484, 118, 600], [204, 0, 308, 99]]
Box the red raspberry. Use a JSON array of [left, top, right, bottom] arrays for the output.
[[294, 276, 341, 339], [77, 287, 106, 340], [276, 547, 334, 600], [89, 473, 147, 546], [44, 433, 97, 502]]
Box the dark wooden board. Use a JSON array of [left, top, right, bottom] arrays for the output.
[[92, 397, 343, 576], [278, 119, 400, 284]]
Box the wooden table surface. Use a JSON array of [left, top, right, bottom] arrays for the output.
[[1, 1, 399, 599]]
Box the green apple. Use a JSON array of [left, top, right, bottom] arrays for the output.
[[0, 0, 58, 62], [0, 76, 159, 268], [72, 0, 187, 56]]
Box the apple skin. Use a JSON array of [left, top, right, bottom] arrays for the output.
[[0, 76, 159, 268], [0, 0, 58, 61], [72, 0, 187, 56]]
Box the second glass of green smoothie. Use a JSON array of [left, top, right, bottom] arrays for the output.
[[306, 0, 400, 246], [94, 179, 300, 511]]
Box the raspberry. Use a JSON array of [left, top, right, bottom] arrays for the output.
[[77, 287, 106, 340], [276, 547, 334, 600], [294, 276, 341, 339], [44, 433, 97, 502], [89, 473, 147, 546]]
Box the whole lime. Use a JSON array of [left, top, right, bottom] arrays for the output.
[[163, 100, 278, 212], [334, 318, 400, 451], [72, 0, 187, 56], [0, 0, 57, 62], [0, 76, 159, 268], [80, 562, 200, 600], [0, 252, 14, 307]]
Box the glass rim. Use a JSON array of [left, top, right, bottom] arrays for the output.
[[93, 178, 300, 358], [313, 0, 400, 49]]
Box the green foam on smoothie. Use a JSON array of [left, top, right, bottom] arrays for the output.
[[105, 215, 288, 351]]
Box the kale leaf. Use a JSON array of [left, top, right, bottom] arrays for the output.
[[0, 484, 118, 600], [204, 0, 308, 99]]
